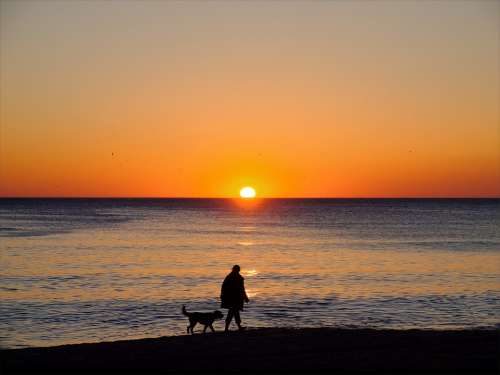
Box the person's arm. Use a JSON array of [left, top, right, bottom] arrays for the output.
[[242, 279, 249, 303]]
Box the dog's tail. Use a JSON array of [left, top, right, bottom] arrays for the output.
[[182, 305, 190, 316]]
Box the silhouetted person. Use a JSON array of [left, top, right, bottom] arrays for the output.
[[221, 264, 249, 331]]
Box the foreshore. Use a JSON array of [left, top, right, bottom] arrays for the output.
[[1, 328, 498, 374]]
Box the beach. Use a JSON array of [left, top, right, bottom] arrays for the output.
[[1, 328, 498, 374]]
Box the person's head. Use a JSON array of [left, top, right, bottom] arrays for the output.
[[232, 264, 240, 273]]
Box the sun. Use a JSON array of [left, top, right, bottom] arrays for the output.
[[240, 186, 256, 199]]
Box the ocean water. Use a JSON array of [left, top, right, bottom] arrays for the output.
[[1, 198, 499, 348]]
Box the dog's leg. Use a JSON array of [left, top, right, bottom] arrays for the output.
[[188, 318, 197, 334], [209, 324, 215, 333], [203, 325, 208, 334], [187, 325, 190, 334]]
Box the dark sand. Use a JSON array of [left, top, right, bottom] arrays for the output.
[[1, 328, 498, 374]]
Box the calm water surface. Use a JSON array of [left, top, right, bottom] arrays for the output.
[[1, 198, 499, 348]]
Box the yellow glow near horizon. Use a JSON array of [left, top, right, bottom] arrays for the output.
[[240, 187, 256, 199]]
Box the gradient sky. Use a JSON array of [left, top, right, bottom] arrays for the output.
[[1, 0, 499, 197]]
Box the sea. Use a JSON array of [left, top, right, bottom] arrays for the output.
[[1, 198, 499, 348]]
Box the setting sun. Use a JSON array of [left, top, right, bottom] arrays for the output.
[[240, 187, 256, 199]]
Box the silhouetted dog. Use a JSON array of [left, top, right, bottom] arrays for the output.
[[182, 305, 224, 334]]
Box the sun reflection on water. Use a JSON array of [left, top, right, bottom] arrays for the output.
[[243, 269, 259, 277], [246, 289, 258, 298]]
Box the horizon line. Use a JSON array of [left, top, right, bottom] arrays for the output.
[[0, 196, 499, 199]]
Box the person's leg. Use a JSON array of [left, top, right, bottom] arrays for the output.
[[225, 308, 234, 331], [234, 309, 243, 329]]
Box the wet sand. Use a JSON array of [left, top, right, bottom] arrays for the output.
[[1, 328, 498, 374]]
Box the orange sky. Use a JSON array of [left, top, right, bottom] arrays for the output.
[[1, 1, 499, 198]]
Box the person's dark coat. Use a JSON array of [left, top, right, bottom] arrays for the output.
[[220, 271, 248, 311]]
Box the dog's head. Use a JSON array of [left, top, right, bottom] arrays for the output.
[[213, 310, 224, 320]]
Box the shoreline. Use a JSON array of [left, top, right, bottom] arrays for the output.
[[1, 327, 498, 374]]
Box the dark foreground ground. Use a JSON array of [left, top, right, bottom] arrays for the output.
[[1, 328, 498, 374]]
